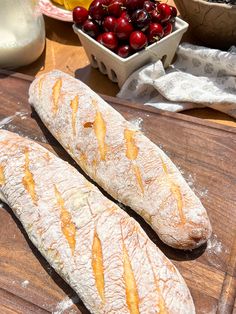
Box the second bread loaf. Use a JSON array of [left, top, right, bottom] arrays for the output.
[[0, 130, 195, 313], [29, 70, 212, 250]]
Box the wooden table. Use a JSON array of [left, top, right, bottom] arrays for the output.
[[17, 1, 236, 128], [0, 72, 236, 314]]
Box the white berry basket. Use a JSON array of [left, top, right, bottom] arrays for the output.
[[73, 17, 188, 88]]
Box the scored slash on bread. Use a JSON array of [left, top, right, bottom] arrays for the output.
[[0, 130, 195, 313], [29, 70, 212, 250]]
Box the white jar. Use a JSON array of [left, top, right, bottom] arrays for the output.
[[0, 0, 45, 68]]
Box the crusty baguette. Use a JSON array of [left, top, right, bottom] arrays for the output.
[[29, 70, 212, 250], [0, 129, 195, 313]]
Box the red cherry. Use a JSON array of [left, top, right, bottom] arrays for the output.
[[100, 32, 118, 50], [120, 11, 131, 20], [102, 16, 117, 31], [115, 16, 134, 40], [163, 22, 173, 36], [125, 0, 145, 12], [117, 44, 133, 57], [129, 30, 147, 50], [169, 6, 177, 18], [89, 0, 107, 21], [113, 0, 126, 5], [157, 3, 171, 22], [82, 19, 100, 37], [107, 1, 123, 17], [102, 0, 112, 4], [146, 22, 163, 43], [150, 9, 162, 23], [143, 0, 156, 13], [96, 33, 103, 44], [131, 9, 151, 31], [73, 6, 88, 25]]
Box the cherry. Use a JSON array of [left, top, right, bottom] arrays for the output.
[[82, 19, 100, 38], [143, 0, 156, 13], [96, 33, 103, 44], [89, 0, 107, 21], [129, 30, 147, 50], [169, 6, 177, 18], [120, 10, 131, 20], [157, 3, 171, 22], [150, 9, 162, 23], [146, 22, 163, 43], [102, 16, 117, 31], [131, 9, 150, 31], [163, 22, 173, 36], [115, 16, 134, 40], [99, 32, 118, 50], [73, 6, 89, 25], [101, 0, 112, 4], [117, 44, 133, 57], [113, 0, 126, 4], [78, 0, 177, 56], [107, 1, 124, 17], [125, 0, 145, 12]]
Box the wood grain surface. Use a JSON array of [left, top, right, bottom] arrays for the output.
[[0, 72, 235, 314], [15, 1, 236, 128]]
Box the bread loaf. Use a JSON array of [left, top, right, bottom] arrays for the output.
[[29, 70, 212, 250], [0, 129, 195, 313]]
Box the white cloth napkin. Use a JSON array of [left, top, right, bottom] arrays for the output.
[[117, 43, 236, 119]]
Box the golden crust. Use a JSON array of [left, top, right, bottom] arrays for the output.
[[0, 130, 195, 313], [29, 70, 212, 250]]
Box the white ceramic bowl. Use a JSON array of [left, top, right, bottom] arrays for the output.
[[73, 17, 188, 87]]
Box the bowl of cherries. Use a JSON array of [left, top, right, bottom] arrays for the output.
[[73, 0, 188, 87]]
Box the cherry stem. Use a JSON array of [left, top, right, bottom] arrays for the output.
[[153, 35, 160, 41]]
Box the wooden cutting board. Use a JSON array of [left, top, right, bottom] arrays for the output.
[[0, 71, 235, 314]]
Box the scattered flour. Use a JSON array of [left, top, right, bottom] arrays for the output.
[[129, 117, 143, 130], [205, 234, 228, 268], [186, 173, 195, 188], [15, 110, 29, 120], [178, 167, 185, 176], [29, 134, 47, 143], [53, 295, 80, 314], [0, 111, 47, 143], [180, 171, 209, 199], [0, 116, 15, 128], [196, 188, 208, 198], [21, 280, 29, 288], [207, 234, 223, 254], [158, 144, 172, 157], [0, 111, 29, 128]]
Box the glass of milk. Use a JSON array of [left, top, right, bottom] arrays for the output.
[[0, 0, 46, 69]]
